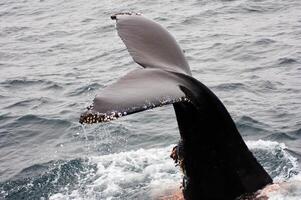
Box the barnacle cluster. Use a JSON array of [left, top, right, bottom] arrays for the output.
[[158, 96, 191, 107], [170, 141, 185, 171], [79, 107, 127, 124], [111, 12, 141, 20], [133, 96, 191, 112], [80, 96, 191, 124], [170, 140, 188, 192]]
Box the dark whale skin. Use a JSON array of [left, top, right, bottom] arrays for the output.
[[172, 73, 272, 199]]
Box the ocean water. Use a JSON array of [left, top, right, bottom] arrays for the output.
[[0, 0, 301, 199]]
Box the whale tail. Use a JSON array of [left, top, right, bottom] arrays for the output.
[[80, 13, 272, 199]]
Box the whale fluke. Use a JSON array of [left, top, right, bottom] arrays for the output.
[[80, 13, 272, 200], [112, 13, 191, 75], [79, 69, 188, 124]]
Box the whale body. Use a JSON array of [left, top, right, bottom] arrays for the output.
[[80, 13, 272, 200]]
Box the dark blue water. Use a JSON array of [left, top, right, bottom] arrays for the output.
[[0, 0, 301, 199]]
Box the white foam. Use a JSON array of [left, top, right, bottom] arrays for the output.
[[50, 140, 300, 200], [50, 145, 181, 200], [246, 140, 301, 200], [246, 139, 299, 182], [266, 174, 301, 200], [246, 139, 286, 150]]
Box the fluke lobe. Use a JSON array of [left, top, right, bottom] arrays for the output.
[[80, 13, 272, 200]]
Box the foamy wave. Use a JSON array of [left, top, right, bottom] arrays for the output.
[[247, 141, 301, 199], [265, 174, 301, 200], [246, 140, 299, 181], [49, 140, 299, 200], [246, 140, 287, 150], [49, 145, 181, 200]]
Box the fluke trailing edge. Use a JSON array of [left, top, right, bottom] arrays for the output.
[[79, 13, 272, 200]]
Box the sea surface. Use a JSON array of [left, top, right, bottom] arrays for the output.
[[0, 0, 301, 199]]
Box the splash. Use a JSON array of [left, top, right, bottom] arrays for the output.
[[246, 140, 299, 181], [48, 140, 300, 200], [49, 145, 181, 200], [247, 140, 300, 200], [260, 174, 301, 200]]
